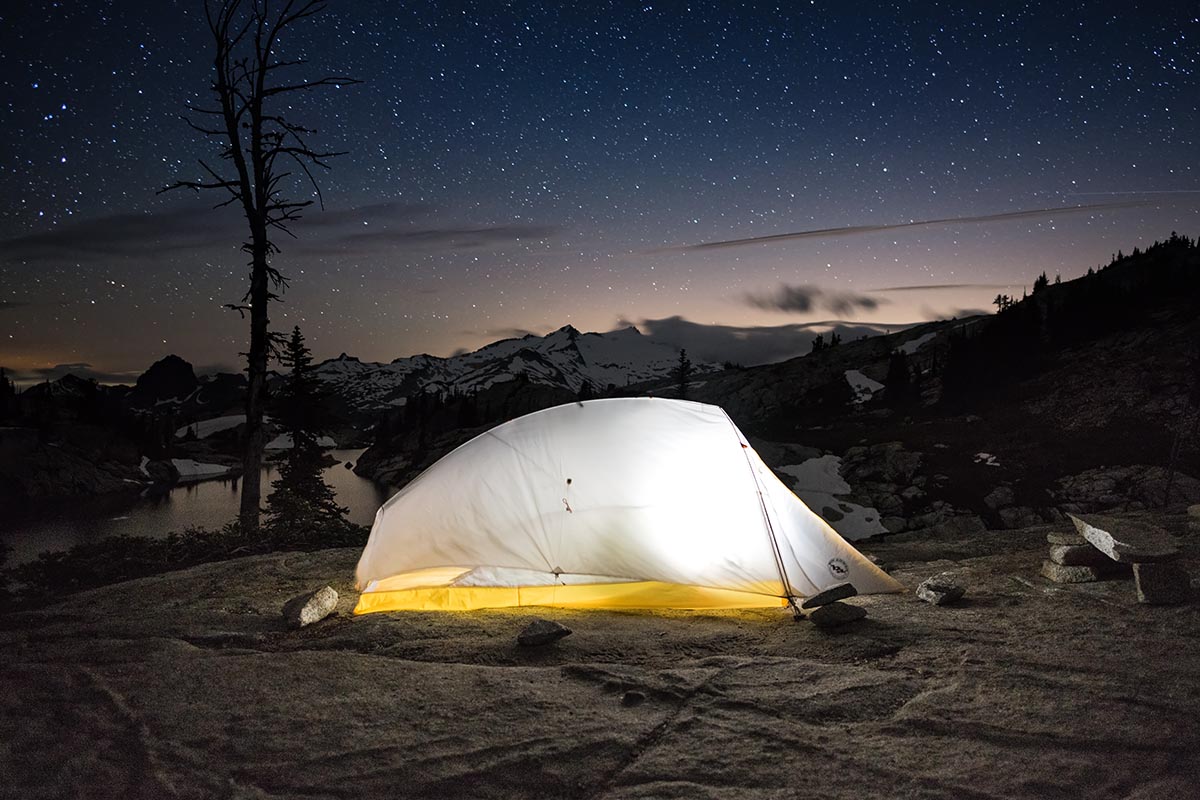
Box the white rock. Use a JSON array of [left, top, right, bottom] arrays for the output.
[[1069, 514, 1180, 563], [282, 586, 339, 628]]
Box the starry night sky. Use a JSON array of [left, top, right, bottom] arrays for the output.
[[2, 1, 1198, 381]]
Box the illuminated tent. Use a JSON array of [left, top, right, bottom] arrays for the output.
[[354, 397, 901, 613]]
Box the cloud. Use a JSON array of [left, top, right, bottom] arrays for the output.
[[0, 301, 31, 311], [0, 202, 553, 264], [0, 206, 237, 263], [301, 201, 434, 228], [920, 306, 993, 320], [313, 224, 559, 254], [744, 284, 882, 316], [194, 362, 240, 376], [486, 327, 539, 340], [454, 327, 542, 344], [868, 283, 1017, 293], [5, 362, 141, 385], [669, 201, 1148, 251], [622, 315, 919, 366]]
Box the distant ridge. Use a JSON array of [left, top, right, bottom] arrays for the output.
[[311, 324, 721, 413]]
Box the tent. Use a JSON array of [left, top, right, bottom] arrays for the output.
[[354, 398, 901, 613]]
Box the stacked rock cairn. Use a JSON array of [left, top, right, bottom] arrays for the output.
[[799, 583, 866, 628], [1040, 514, 1191, 605]]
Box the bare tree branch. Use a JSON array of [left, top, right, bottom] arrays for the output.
[[162, 0, 357, 532]]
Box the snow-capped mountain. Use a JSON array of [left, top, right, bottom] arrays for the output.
[[313, 324, 715, 413]]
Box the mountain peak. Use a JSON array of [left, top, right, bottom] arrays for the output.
[[311, 323, 718, 413], [134, 354, 198, 403]]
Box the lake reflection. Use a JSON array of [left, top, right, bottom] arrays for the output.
[[1, 449, 391, 565]]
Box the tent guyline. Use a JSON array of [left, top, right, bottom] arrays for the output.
[[724, 409, 802, 616], [354, 397, 902, 613]]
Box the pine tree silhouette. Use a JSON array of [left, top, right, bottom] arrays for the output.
[[675, 349, 693, 400], [264, 327, 358, 546], [884, 351, 913, 409]]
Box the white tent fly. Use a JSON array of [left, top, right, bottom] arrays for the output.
[[354, 398, 901, 613]]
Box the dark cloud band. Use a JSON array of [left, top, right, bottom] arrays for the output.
[[672, 202, 1149, 251], [744, 284, 882, 315]]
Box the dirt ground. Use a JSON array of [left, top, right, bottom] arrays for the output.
[[2, 512, 1199, 799]]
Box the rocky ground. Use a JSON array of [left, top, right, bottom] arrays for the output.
[[2, 511, 1199, 799]]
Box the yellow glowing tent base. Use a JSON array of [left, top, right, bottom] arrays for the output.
[[353, 398, 902, 614], [354, 579, 788, 613]]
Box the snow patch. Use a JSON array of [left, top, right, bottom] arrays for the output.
[[171, 458, 232, 481], [844, 370, 884, 404], [776, 455, 850, 495], [139, 456, 151, 477], [777, 455, 887, 540], [898, 331, 937, 355], [974, 452, 1001, 467], [175, 415, 246, 440]]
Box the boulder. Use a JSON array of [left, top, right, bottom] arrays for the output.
[[841, 442, 923, 485], [143, 458, 180, 485], [282, 586, 338, 628], [1047, 530, 1088, 546], [999, 506, 1042, 529], [1069, 514, 1180, 563], [621, 690, 646, 707], [984, 486, 1015, 510], [1133, 563, 1191, 605], [1040, 560, 1127, 584], [807, 601, 867, 628], [517, 618, 572, 647], [1048, 544, 1111, 568], [916, 572, 966, 605], [800, 583, 857, 610], [868, 491, 904, 516]]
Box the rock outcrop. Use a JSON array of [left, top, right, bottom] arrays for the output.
[[1054, 466, 1200, 513], [1, 512, 1198, 798], [0, 428, 147, 506]]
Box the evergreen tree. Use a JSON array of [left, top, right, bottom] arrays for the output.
[[0, 368, 14, 422], [0, 538, 8, 609], [675, 349, 693, 400], [264, 327, 358, 546], [883, 351, 913, 409], [810, 333, 826, 353], [1032, 271, 1049, 294]]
